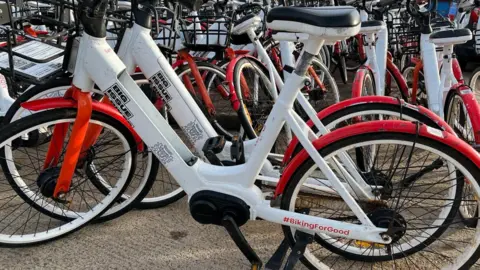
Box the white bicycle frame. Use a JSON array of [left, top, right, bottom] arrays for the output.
[[360, 4, 458, 119], [72, 28, 389, 243], [230, 16, 376, 199], [119, 17, 378, 198], [0, 74, 14, 117], [116, 22, 282, 176]]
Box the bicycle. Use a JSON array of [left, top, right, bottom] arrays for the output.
[[3, 3, 480, 270]]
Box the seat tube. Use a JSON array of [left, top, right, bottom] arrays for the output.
[[441, 44, 455, 107], [375, 27, 388, 93], [364, 33, 382, 95], [420, 34, 441, 116], [279, 41, 296, 80]]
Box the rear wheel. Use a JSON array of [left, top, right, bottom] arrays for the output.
[[282, 129, 480, 269]]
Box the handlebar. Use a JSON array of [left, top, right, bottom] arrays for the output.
[[406, 0, 437, 18]]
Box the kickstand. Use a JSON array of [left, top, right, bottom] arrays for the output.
[[265, 238, 290, 270], [265, 209, 313, 270], [284, 231, 314, 270], [222, 215, 262, 270]]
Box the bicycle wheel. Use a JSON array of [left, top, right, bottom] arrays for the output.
[[337, 55, 348, 84], [281, 125, 480, 269], [468, 66, 480, 104], [353, 68, 375, 97], [319, 46, 330, 70], [289, 100, 446, 164], [445, 90, 479, 227], [175, 62, 238, 140], [0, 108, 135, 246], [402, 64, 427, 106], [2, 76, 178, 216], [230, 57, 283, 144], [300, 57, 340, 115]]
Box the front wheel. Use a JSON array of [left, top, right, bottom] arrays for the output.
[[281, 126, 480, 269], [445, 90, 480, 227], [0, 108, 135, 246]]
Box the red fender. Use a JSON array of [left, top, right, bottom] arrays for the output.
[[452, 58, 465, 84], [450, 85, 480, 144], [21, 98, 144, 151], [275, 120, 480, 197], [351, 67, 370, 98], [387, 59, 409, 99], [225, 54, 264, 112], [409, 57, 421, 65], [281, 96, 454, 166]]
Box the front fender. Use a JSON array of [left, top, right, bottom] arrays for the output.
[[21, 98, 144, 151]]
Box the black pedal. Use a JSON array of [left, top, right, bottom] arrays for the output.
[[202, 136, 225, 166], [222, 215, 263, 269], [308, 88, 326, 101], [231, 136, 245, 165], [283, 65, 294, 74]]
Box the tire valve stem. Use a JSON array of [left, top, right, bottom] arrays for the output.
[[54, 192, 71, 205]]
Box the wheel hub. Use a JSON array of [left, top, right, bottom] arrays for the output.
[[362, 170, 393, 199], [368, 208, 407, 244], [36, 167, 61, 198]]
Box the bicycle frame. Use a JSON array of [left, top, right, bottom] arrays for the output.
[[66, 31, 389, 243]]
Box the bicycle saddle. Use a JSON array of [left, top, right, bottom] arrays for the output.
[[267, 6, 360, 39]]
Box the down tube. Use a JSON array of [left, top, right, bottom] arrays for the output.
[[130, 27, 220, 156]]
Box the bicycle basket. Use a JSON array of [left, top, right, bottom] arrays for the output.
[[152, 6, 179, 53], [0, 0, 78, 84], [179, 9, 232, 51]]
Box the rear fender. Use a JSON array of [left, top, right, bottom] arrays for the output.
[[276, 120, 479, 197], [281, 96, 454, 165]]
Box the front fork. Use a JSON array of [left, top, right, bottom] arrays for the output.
[[43, 86, 93, 198]]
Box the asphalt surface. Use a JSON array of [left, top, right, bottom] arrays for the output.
[[1, 66, 479, 270]]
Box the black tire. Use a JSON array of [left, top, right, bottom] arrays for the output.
[[444, 90, 479, 228], [295, 57, 340, 120], [1, 75, 168, 216], [231, 57, 276, 140], [0, 108, 135, 246], [338, 55, 348, 84], [174, 62, 237, 140], [281, 132, 478, 268]]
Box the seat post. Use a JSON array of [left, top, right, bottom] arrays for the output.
[[294, 39, 324, 76], [302, 38, 324, 56]]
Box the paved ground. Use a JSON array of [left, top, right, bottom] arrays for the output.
[[0, 196, 290, 270], [1, 65, 479, 270]]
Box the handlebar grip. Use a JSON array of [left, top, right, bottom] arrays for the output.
[[376, 0, 396, 8]]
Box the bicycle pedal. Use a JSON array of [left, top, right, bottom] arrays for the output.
[[202, 136, 225, 166], [308, 89, 326, 101], [231, 136, 245, 165]]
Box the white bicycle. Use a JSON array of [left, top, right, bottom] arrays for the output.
[[1, 2, 480, 270]]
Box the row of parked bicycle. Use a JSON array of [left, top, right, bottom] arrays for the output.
[[0, 0, 480, 269]]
